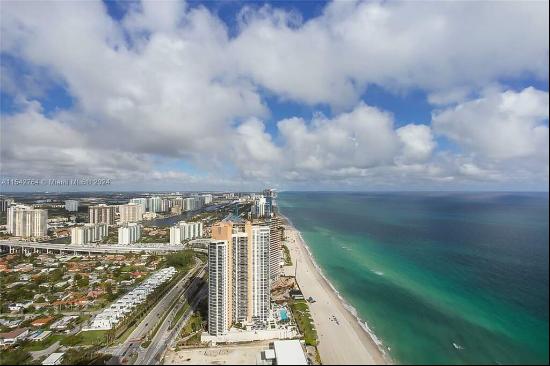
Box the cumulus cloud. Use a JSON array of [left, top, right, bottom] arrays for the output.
[[396, 124, 436, 164], [433, 87, 549, 161], [231, 0, 548, 108], [233, 103, 441, 185], [277, 103, 400, 173]]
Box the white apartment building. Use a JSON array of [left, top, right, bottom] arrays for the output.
[[64, 200, 79, 212], [119, 203, 144, 223], [251, 224, 271, 322], [251, 196, 267, 218], [184, 196, 207, 212], [89, 204, 116, 225], [148, 197, 161, 213], [169, 221, 203, 244], [118, 223, 142, 245], [89, 267, 176, 330], [7, 205, 48, 238], [160, 198, 173, 213], [70, 223, 108, 244], [208, 240, 230, 336], [0, 198, 14, 213], [200, 194, 213, 206], [129, 198, 147, 212]]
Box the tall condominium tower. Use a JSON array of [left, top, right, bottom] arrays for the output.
[[183, 197, 202, 211], [169, 221, 203, 244], [268, 216, 282, 283], [148, 196, 162, 213], [200, 194, 213, 206], [209, 216, 270, 335], [251, 223, 270, 322], [7, 205, 48, 238], [64, 200, 79, 212], [232, 230, 252, 324], [262, 189, 276, 216], [208, 240, 230, 336], [129, 198, 148, 212], [118, 223, 142, 245], [251, 196, 267, 218], [1, 198, 15, 213], [89, 204, 116, 225], [71, 223, 108, 244], [119, 203, 144, 223]]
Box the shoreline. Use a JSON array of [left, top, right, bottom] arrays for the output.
[[280, 214, 392, 365]]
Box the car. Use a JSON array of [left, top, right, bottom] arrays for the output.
[[307, 296, 316, 303]]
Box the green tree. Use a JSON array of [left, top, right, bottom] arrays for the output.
[[77, 277, 89, 288]]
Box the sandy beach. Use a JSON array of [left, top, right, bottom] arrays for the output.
[[282, 221, 391, 365]]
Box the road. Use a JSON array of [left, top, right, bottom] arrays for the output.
[[106, 260, 205, 360], [0, 241, 190, 255], [136, 270, 208, 365]]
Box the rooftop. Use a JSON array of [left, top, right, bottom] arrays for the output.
[[273, 340, 308, 365]]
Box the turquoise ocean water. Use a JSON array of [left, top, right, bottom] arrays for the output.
[[278, 192, 549, 365]]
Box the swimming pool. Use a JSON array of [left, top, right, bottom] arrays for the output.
[[280, 309, 288, 321]]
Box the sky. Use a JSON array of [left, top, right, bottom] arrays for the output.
[[0, 0, 548, 192]]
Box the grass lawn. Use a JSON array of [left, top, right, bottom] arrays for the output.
[[20, 334, 64, 352], [290, 300, 318, 346], [0, 348, 31, 365], [172, 302, 190, 329], [63, 330, 109, 346], [181, 312, 201, 337], [282, 244, 292, 266]]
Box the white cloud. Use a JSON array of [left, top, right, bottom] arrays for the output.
[[433, 87, 549, 161], [232, 118, 283, 179], [396, 124, 436, 164], [231, 1, 548, 108], [0, 0, 548, 190], [277, 103, 400, 175]]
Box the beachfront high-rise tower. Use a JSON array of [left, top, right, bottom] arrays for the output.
[[208, 240, 230, 336], [209, 215, 271, 335], [251, 223, 270, 322], [268, 216, 283, 283]]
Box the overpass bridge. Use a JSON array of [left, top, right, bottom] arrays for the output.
[[0, 241, 201, 256]]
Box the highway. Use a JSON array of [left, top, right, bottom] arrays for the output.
[[136, 269, 208, 365], [0, 241, 190, 255], [106, 259, 205, 361]]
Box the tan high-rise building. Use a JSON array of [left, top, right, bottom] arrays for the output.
[[119, 203, 144, 223], [89, 204, 116, 225], [7, 205, 48, 238], [209, 216, 270, 335], [269, 216, 282, 283]]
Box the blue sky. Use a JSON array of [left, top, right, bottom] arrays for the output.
[[0, 0, 548, 192]]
